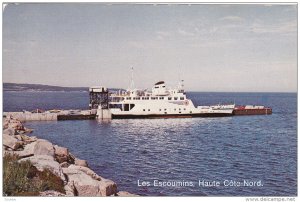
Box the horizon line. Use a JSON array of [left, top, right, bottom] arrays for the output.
[[2, 82, 297, 93]]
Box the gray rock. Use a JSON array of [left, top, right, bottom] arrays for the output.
[[8, 119, 24, 131], [64, 181, 76, 196], [68, 165, 102, 181], [116, 191, 139, 196], [3, 128, 16, 136], [3, 134, 22, 150], [62, 166, 117, 196], [60, 162, 70, 168], [54, 145, 69, 163], [19, 155, 65, 181], [39, 190, 65, 196], [32, 139, 55, 157], [98, 178, 118, 196], [74, 158, 88, 167], [10, 141, 37, 158], [54, 145, 69, 156], [22, 135, 37, 143]]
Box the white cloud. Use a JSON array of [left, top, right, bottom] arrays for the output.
[[178, 29, 195, 37], [155, 31, 171, 40], [250, 20, 297, 35], [219, 16, 244, 22]]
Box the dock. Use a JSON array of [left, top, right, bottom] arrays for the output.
[[3, 109, 97, 122]]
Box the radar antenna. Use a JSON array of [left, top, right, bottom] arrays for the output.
[[129, 67, 135, 90]]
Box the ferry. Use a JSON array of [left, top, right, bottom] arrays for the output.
[[108, 80, 235, 119]]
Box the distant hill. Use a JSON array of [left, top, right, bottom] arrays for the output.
[[3, 83, 123, 92]]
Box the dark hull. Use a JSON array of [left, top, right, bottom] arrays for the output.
[[112, 113, 233, 119], [233, 108, 272, 115], [57, 114, 96, 120]]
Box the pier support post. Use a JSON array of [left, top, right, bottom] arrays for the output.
[[96, 109, 112, 120]]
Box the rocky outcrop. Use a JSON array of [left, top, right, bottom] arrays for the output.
[[3, 128, 17, 136], [62, 166, 117, 196], [32, 139, 55, 157], [2, 116, 136, 197], [3, 134, 22, 150], [19, 155, 66, 181], [54, 145, 69, 163], [39, 190, 66, 196], [74, 158, 89, 167]]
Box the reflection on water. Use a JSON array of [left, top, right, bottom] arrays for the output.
[[25, 112, 297, 196], [7, 92, 297, 196]]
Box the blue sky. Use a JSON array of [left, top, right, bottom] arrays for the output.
[[3, 3, 297, 92]]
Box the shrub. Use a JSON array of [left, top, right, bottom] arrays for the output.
[[3, 154, 65, 196]]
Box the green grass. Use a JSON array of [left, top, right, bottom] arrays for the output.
[[3, 154, 65, 196]]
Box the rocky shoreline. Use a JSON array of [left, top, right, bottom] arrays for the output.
[[3, 116, 137, 197]]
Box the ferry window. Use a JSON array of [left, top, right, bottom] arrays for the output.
[[142, 97, 145, 100], [151, 97, 155, 100], [124, 104, 130, 111], [143, 109, 145, 111], [179, 108, 181, 110], [179, 111, 181, 113], [127, 97, 131, 100], [155, 97, 158, 100], [164, 112, 167, 114], [168, 97, 172, 100], [148, 109, 150, 111], [184, 108, 186, 110], [164, 109, 167, 111], [174, 97, 178, 100], [133, 97, 136, 100], [159, 109, 161, 111], [136, 97, 140, 100], [155, 86, 159, 88], [174, 109, 176, 111], [145, 97, 149, 100], [190, 111, 192, 113], [160, 97, 164, 100], [162, 85, 165, 88], [180, 97, 184, 100]]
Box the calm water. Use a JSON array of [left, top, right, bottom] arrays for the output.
[[3, 92, 297, 196]]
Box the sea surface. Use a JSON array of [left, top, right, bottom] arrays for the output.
[[3, 91, 297, 196]]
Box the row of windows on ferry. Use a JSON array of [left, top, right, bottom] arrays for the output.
[[126, 97, 185, 100], [143, 108, 187, 112]]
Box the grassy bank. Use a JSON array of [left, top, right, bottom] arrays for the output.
[[3, 154, 65, 196]]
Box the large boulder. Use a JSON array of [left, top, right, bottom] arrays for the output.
[[7, 119, 24, 131], [32, 139, 55, 157], [62, 166, 117, 196], [68, 165, 102, 181], [98, 178, 118, 196], [19, 155, 65, 181], [64, 181, 76, 196], [54, 145, 69, 163], [9, 141, 37, 158], [3, 119, 9, 129], [75, 158, 89, 167], [3, 128, 17, 136], [3, 134, 22, 150], [21, 135, 37, 143], [15, 139, 54, 157]]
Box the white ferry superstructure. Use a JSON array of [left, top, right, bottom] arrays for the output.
[[108, 81, 234, 119]]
